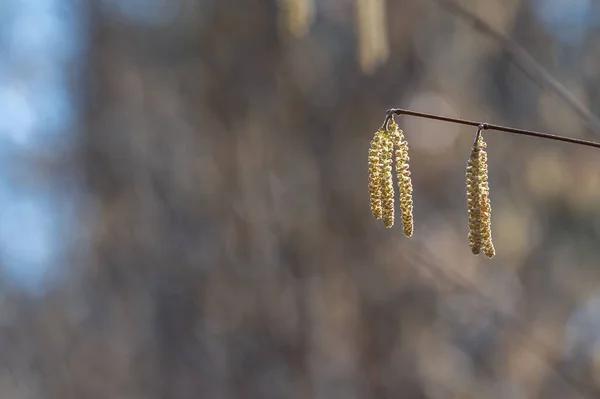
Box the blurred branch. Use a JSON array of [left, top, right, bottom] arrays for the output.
[[430, 0, 600, 137], [383, 108, 600, 149]]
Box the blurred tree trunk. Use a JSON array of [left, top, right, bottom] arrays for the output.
[[80, 2, 315, 398], [75, 1, 429, 398]]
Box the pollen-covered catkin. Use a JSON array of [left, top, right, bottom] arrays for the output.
[[466, 134, 495, 258], [380, 130, 395, 228], [466, 140, 483, 255], [391, 123, 414, 237], [368, 129, 385, 219], [478, 139, 495, 258]]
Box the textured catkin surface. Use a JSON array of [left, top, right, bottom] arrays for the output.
[[368, 121, 414, 232], [392, 124, 414, 237], [368, 129, 385, 219], [478, 138, 495, 258], [466, 140, 483, 254], [466, 135, 495, 258], [380, 131, 395, 227]]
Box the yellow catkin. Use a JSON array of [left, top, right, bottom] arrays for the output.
[[356, 0, 389, 74], [466, 140, 483, 255], [380, 130, 395, 228], [466, 135, 495, 258], [391, 122, 414, 237], [368, 129, 385, 219], [478, 140, 495, 258]]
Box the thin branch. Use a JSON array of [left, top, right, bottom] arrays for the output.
[[383, 108, 600, 149], [430, 0, 600, 137]]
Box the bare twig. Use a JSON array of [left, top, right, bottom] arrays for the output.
[[382, 108, 600, 149]]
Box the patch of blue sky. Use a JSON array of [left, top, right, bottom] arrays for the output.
[[0, 185, 65, 296], [8, 1, 82, 61], [531, 0, 599, 45], [0, 78, 74, 151], [0, 0, 83, 295], [0, 83, 36, 147], [27, 77, 76, 147]]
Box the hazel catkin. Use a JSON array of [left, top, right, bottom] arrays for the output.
[[466, 141, 483, 254], [390, 122, 414, 237], [368, 129, 385, 220], [380, 130, 395, 228], [368, 118, 414, 235], [466, 134, 495, 258], [478, 139, 495, 258]]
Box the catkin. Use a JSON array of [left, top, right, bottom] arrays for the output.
[[368, 119, 414, 235], [368, 129, 385, 219], [466, 135, 495, 258], [391, 123, 414, 237], [380, 130, 395, 227], [466, 138, 483, 254], [478, 141, 495, 258]]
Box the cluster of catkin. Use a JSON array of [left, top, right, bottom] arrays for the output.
[[368, 121, 414, 237], [466, 133, 495, 258], [368, 119, 495, 258]]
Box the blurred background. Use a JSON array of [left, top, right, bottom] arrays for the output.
[[1, 0, 600, 397]]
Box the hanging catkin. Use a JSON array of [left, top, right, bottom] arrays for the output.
[[380, 129, 395, 227], [466, 133, 495, 258], [390, 122, 414, 237], [368, 119, 415, 234], [466, 140, 483, 255], [368, 129, 385, 220], [478, 139, 495, 258]]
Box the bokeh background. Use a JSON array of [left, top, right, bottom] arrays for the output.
[[1, 0, 600, 398]]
